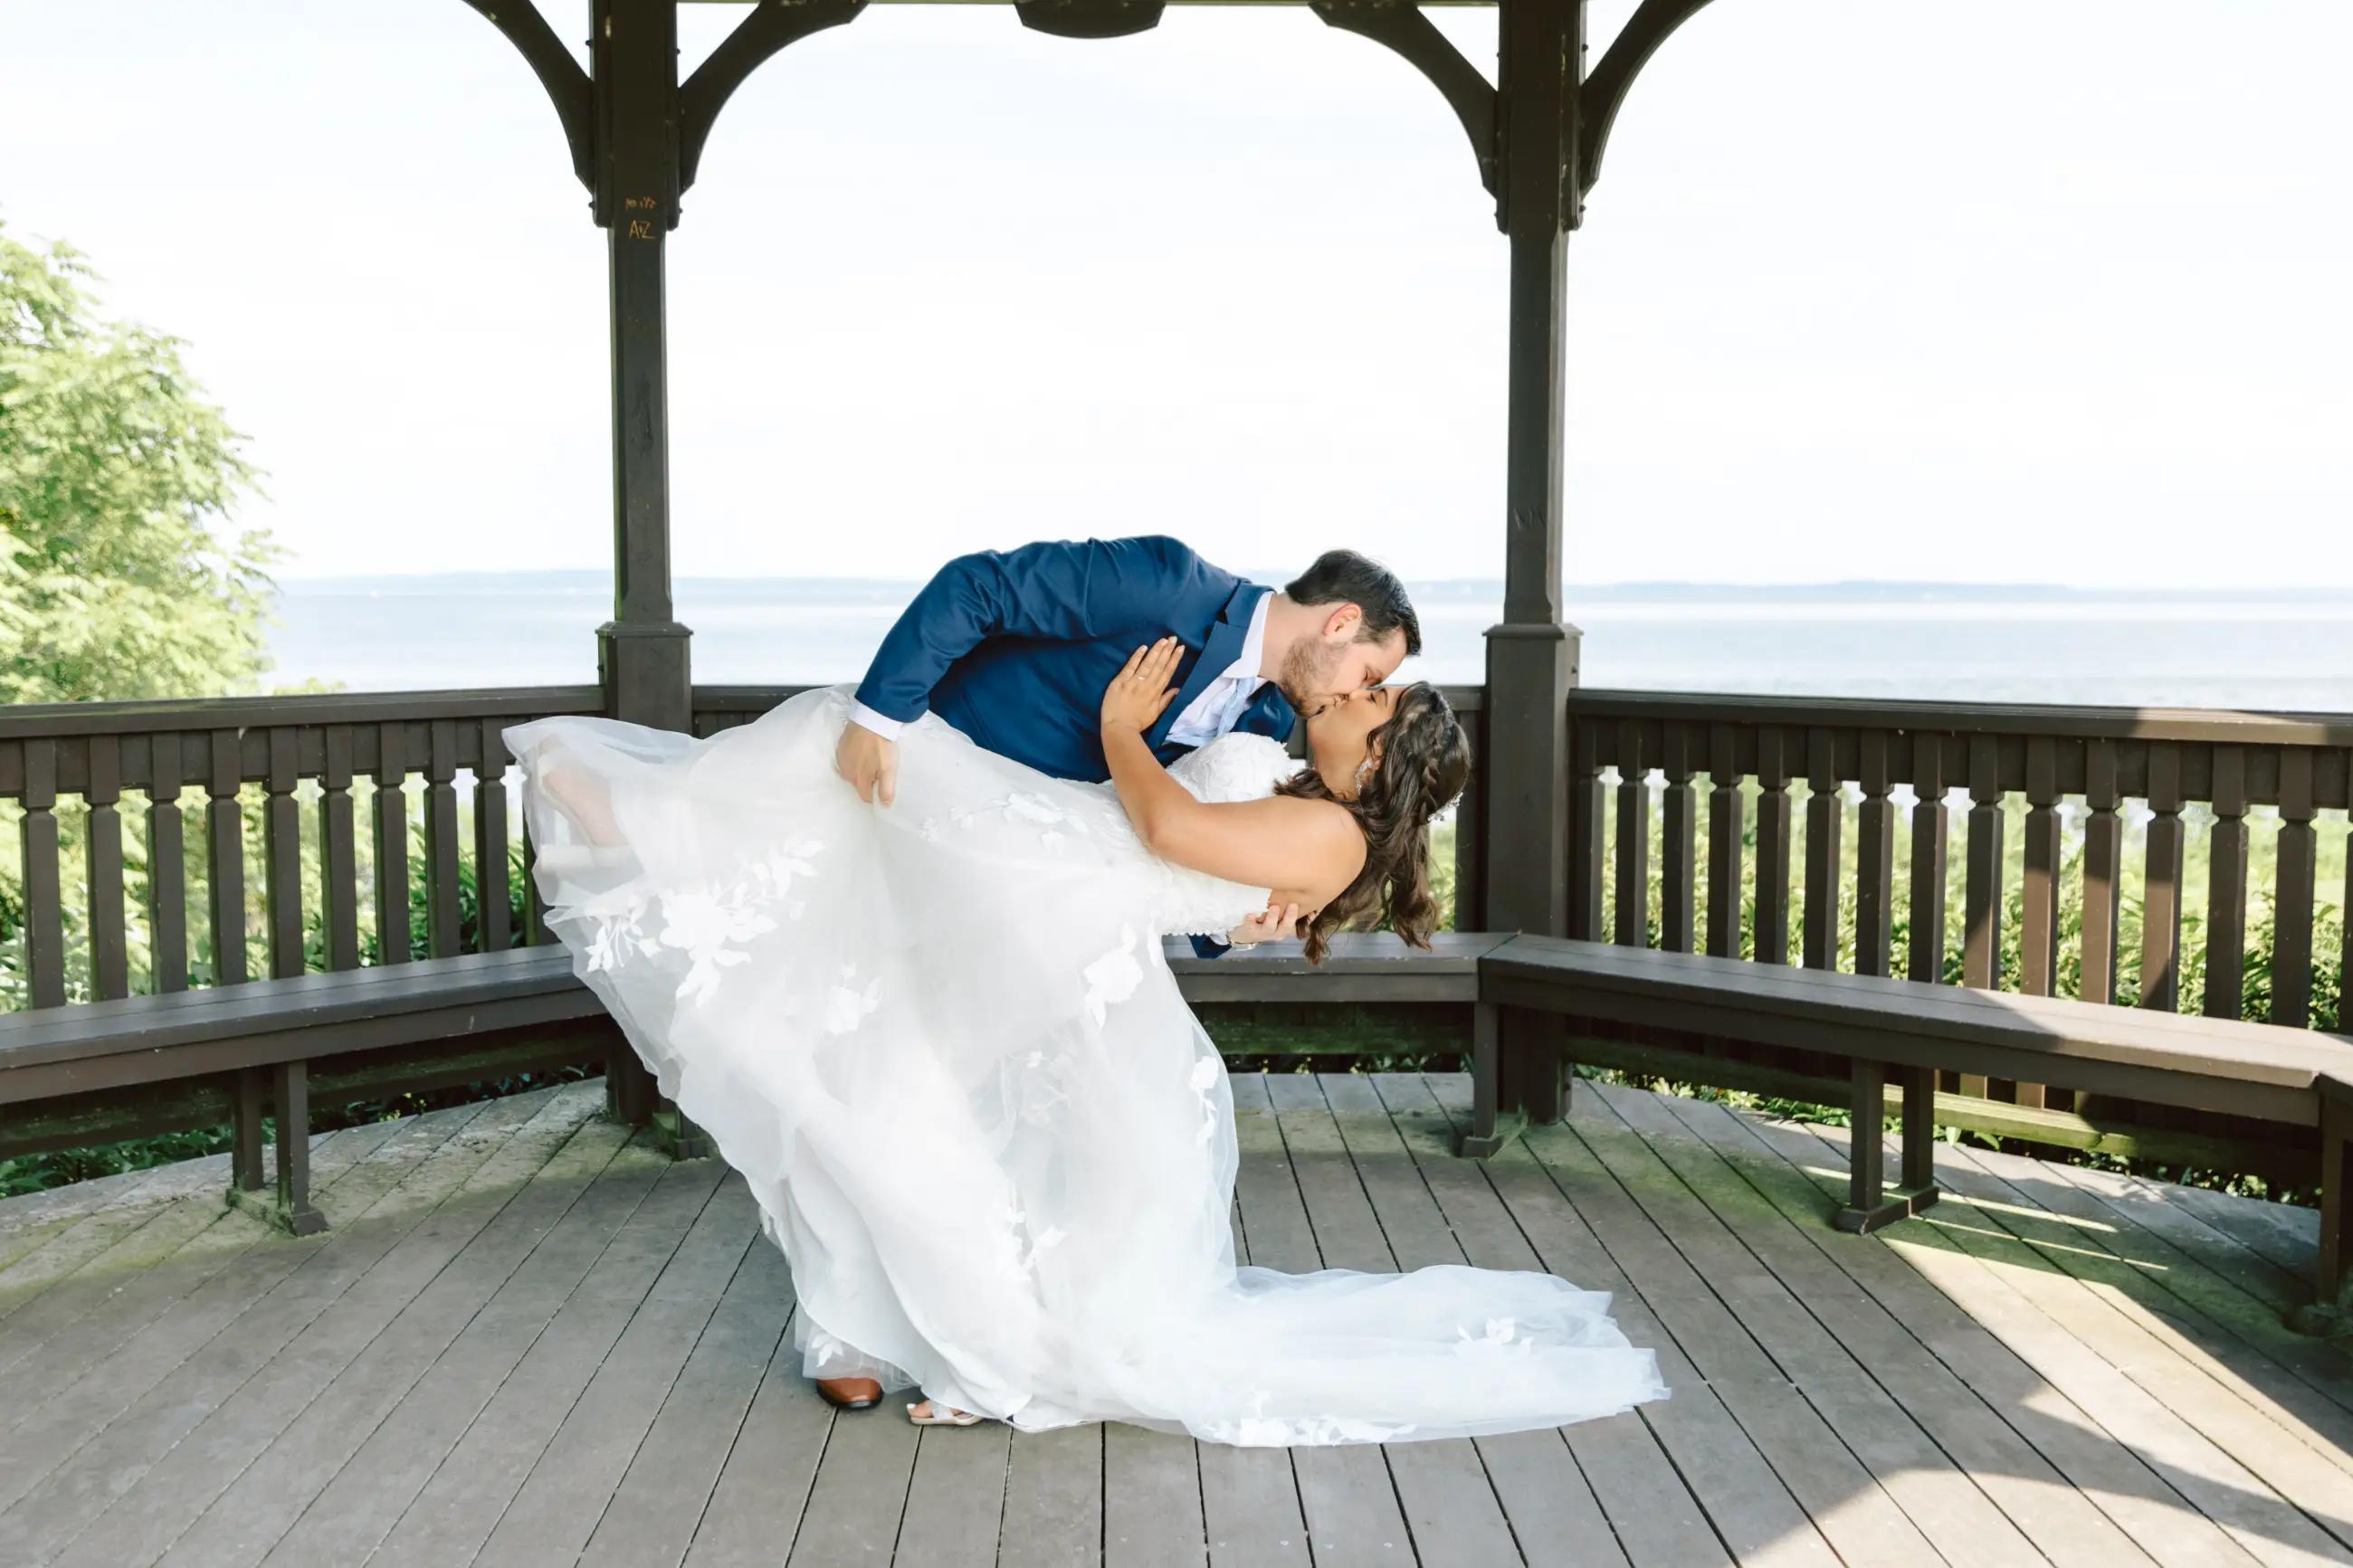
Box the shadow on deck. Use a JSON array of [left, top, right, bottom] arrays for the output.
[[0, 1073, 2347, 1568]]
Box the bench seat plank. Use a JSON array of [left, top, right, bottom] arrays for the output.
[[1486, 936, 2346, 1124]]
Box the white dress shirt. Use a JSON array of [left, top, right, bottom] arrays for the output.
[[1164, 588, 1271, 747]]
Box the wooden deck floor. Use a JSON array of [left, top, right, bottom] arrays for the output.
[[1, 1072, 2348, 1568]]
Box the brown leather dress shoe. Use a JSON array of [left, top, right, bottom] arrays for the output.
[[815, 1376, 883, 1411]]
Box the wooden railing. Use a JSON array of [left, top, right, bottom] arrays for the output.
[[0, 687, 605, 1009], [1566, 690, 2353, 1160], [24, 678, 2341, 1166], [1, 680, 1489, 1016]]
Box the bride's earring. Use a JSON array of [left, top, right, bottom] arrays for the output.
[[1352, 756, 1376, 794]]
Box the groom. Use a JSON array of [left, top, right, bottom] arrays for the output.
[[820, 534, 1420, 1407], [836, 535, 1419, 810]]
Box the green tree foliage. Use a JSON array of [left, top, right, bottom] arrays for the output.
[[0, 218, 286, 705]]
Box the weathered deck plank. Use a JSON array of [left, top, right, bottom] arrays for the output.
[[1387, 1075, 1775, 1568], [1262, 1071, 1427, 1566], [0, 1071, 2343, 1568], [0, 1092, 538, 1564], [1591, 1079, 2160, 1568], [0, 1104, 491, 1526], [162, 1104, 641, 1568], [0, 1117, 400, 1422], [1662, 1092, 2264, 1568], [679, 1308, 839, 1568], [259, 1120, 676, 1566], [1802, 1118, 2348, 1568], [44, 1088, 606, 1568], [366, 1148, 734, 1567], [1215, 1072, 1318, 1568]]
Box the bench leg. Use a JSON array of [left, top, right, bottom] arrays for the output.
[[226, 1060, 327, 1237], [654, 1103, 715, 1162], [606, 1050, 659, 1127], [232, 1067, 268, 1193], [1835, 1060, 1939, 1234], [1455, 1002, 1527, 1158], [2290, 1097, 2351, 1337]]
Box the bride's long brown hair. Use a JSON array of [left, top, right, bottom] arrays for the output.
[[1273, 682, 1472, 965]]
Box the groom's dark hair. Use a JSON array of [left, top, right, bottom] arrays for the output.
[[1285, 550, 1422, 657]]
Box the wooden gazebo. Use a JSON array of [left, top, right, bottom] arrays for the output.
[[3, 5, 2351, 1561]]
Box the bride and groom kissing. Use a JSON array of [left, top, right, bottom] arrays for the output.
[[507, 535, 1664, 1445]]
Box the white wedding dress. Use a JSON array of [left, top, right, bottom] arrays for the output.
[[501, 684, 1666, 1446]]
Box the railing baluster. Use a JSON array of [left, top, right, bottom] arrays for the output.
[[1803, 726, 1843, 971], [424, 717, 464, 957], [476, 717, 516, 953], [523, 804, 556, 947], [2012, 736, 2062, 1109], [373, 722, 412, 965], [2021, 737, 2060, 999], [2341, 744, 2352, 1022], [263, 727, 305, 979], [1614, 718, 1649, 947], [1754, 727, 1791, 966], [85, 735, 131, 1001], [206, 728, 249, 987], [1660, 723, 1696, 954], [1962, 735, 2004, 992], [1705, 723, 1743, 960], [1907, 734, 1948, 986], [319, 727, 362, 971], [2204, 745, 2250, 1021], [2080, 738, 2122, 1009], [2141, 742, 2186, 1012], [19, 738, 67, 1008], [148, 731, 189, 993], [1958, 736, 2003, 1098], [1855, 729, 1894, 979], [2272, 749, 2316, 1028], [1567, 718, 1605, 942]]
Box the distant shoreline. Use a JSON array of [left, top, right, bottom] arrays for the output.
[[267, 571, 2353, 604]]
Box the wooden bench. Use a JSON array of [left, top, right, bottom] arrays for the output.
[[0, 932, 1505, 1234], [1479, 934, 2353, 1326], [0, 947, 609, 1234]]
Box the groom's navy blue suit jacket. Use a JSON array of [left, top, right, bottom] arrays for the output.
[[853, 537, 1299, 955], [853, 536, 1298, 782]]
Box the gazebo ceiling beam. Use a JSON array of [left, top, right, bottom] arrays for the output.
[[459, 0, 596, 191]]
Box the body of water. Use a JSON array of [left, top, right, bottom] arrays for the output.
[[262, 575, 2353, 714]]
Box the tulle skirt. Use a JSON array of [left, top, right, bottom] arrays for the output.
[[501, 686, 1668, 1445]]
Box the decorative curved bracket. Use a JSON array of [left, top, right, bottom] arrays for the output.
[[1579, 0, 1713, 194], [681, 0, 871, 195], [1310, 1, 1499, 196], [460, 0, 595, 192]]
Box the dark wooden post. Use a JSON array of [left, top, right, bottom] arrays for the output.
[[1476, 0, 1583, 1143], [590, 0, 705, 1156]]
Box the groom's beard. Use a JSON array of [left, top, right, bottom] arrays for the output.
[[1275, 638, 1345, 716]]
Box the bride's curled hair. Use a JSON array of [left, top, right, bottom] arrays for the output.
[[1273, 682, 1472, 965]]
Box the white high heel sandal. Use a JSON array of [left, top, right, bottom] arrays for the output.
[[906, 1399, 985, 1428]]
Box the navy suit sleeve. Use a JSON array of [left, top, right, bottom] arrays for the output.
[[854, 537, 1213, 724], [1188, 931, 1233, 961]]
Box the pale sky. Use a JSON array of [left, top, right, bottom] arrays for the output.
[[5, 1, 2348, 588]]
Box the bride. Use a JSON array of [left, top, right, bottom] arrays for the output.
[[501, 641, 1667, 1447]]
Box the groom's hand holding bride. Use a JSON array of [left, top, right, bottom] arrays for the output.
[[835, 722, 899, 806]]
